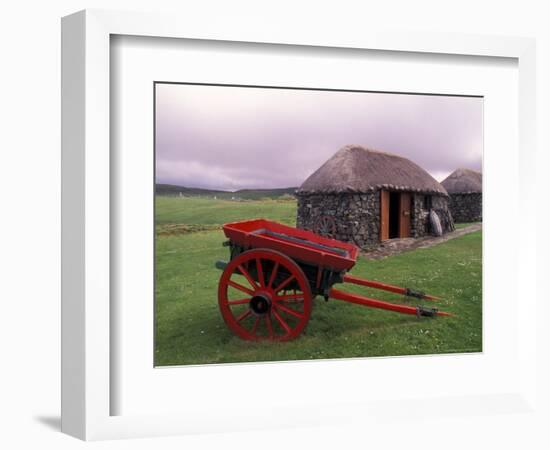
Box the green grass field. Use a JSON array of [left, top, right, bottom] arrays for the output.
[[155, 196, 482, 366]]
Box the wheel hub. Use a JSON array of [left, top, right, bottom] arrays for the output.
[[249, 293, 272, 316]]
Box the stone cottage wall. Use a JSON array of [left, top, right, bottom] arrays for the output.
[[448, 193, 482, 223], [296, 192, 380, 248], [411, 194, 429, 238], [411, 194, 454, 237], [297, 191, 454, 250]]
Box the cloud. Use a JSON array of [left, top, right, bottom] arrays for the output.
[[155, 84, 483, 190]]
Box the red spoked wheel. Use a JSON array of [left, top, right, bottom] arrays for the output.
[[218, 249, 312, 341]]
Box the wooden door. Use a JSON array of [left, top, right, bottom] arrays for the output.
[[398, 192, 412, 238], [380, 190, 390, 241]]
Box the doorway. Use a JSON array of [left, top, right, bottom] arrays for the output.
[[389, 192, 400, 238], [380, 190, 412, 241]]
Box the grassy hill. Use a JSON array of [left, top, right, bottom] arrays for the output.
[[155, 196, 297, 236], [156, 183, 297, 200]]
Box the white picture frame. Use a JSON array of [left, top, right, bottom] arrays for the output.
[[61, 9, 537, 441]]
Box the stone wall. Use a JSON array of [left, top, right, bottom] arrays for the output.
[[448, 193, 482, 223], [412, 194, 454, 236], [296, 192, 380, 248], [297, 191, 454, 249], [411, 194, 429, 238]]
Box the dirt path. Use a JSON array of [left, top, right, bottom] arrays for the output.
[[362, 223, 482, 260]]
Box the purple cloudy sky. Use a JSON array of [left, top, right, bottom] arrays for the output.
[[155, 83, 483, 191]]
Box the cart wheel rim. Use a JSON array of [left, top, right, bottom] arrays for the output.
[[218, 249, 312, 341]]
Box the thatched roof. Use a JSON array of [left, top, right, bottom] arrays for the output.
[[441, 168, 482, 194], [298, 145, 448, 195]]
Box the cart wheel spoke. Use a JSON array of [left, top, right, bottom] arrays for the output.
[[250, 316, 260, 335], [227, 298, 251, 306], [236, 309, 252, 323], [238, 264, 258, 289], [274, 274, 295, 293], [274, 302, 304, 319], [272, 309, 292, 335], [265, 315, 273, 338], [267, 262, 279, 289], [256, 258, 265, 288], [227, 280, 255, 296]]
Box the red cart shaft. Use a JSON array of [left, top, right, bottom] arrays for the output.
[[342, 274, 441, 301], [329, 288, 451, 317]]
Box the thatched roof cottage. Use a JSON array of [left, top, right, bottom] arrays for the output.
[[296, 145, 454, 248], [441, 168, 482, 223]]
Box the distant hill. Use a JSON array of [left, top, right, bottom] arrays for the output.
[[156, 184, 227, 197], [156, 184, 297, 200]]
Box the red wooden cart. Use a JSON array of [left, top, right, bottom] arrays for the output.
[[216, 218, 450, 341]]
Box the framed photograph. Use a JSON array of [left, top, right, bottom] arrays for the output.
[[61, 9, 537, 441], [153, 81, 482, 365]]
